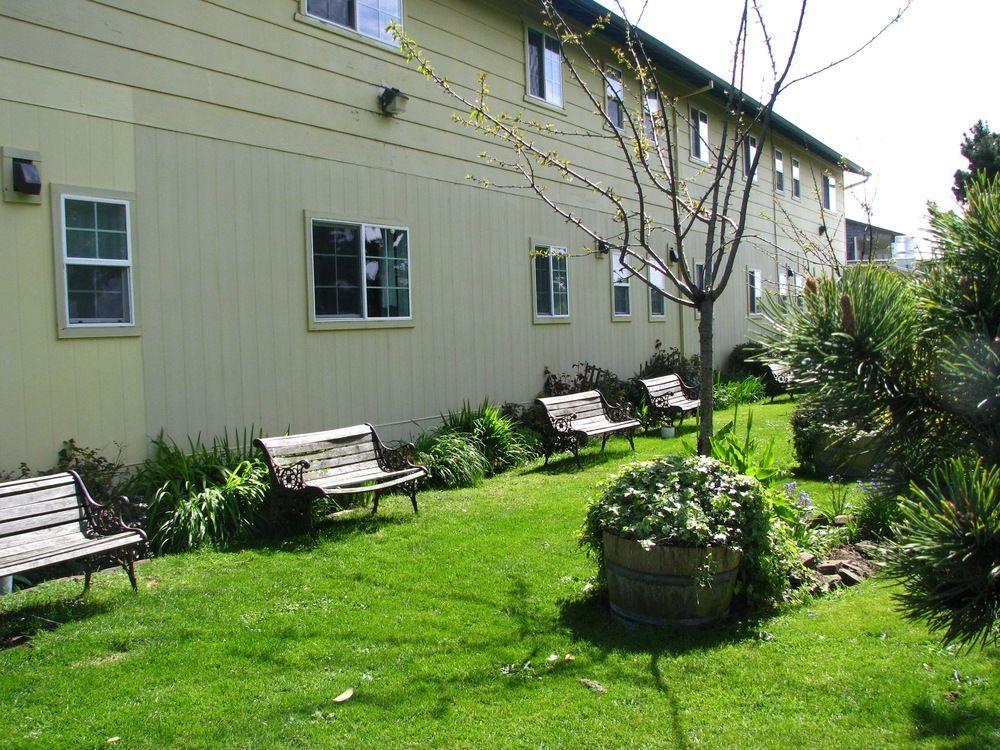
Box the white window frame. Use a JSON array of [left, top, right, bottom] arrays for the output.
[[747, 267, 763, 316], [610, 251, 631, 319], [791, 157, 801, 199], [525, 26, 564, 108], [643, 89, 661, 139], [604, 65, 625, 130], [299, 0, 403, 47], [648, 264, 667, 320], [794, 271, 805, 307], [778, 264, 790, 300], [690, 107, 710, 163], [52, 186, 139, 339], [743, 135, 758, 182], [823, 173, 837, 212], [305, 212, 414, 330], [532, 243, 570, 322], [774, 149, 785, 193]]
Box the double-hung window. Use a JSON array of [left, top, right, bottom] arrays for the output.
[[778, 265, 790, 302], [604, 66, 624, 130], [611, 252, 631, 317], [527, 28, 563, 106], [743, 135, 758, 181], [774, 149, 785, 193], [304, 0, 401, 45], [690, 108, 709, 162], [822, 174, 837, 212], [643, 90, 661, 139], [649, 265, 666, 318], [310, 219, 411, 321], [747, 268, 763, 315], [791, 157, 801, 199], [58, 193, 135, 332], [534, 244, 569, 318]]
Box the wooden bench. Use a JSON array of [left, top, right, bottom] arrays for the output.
[[638, 374, 700, 427], [535, 390, 640, 467], [764, 363, 798, 402], [254, 424, 427, 530], [0, 471, 146, 593]]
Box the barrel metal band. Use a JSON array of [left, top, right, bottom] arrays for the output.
[[605, 560, 738, 587]]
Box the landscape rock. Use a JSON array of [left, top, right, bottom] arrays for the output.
[[838, 567, 865, 587], [818, 560, 846, 575], [798, 552, 817, 569], [833, 514, 852, 526]]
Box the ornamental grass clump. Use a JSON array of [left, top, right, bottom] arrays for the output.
[[582, 455, 795, 613]]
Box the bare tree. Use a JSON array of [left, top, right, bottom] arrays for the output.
[[391, 0, 908, 453]]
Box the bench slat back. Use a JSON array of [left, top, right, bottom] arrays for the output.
[[0, 473, 88, 546], [537, 391, 607, 421], [256, 425, 383, 484], [641, 374, 687, 400]]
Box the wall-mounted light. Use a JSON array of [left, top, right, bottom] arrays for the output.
[[669, 247, 679, 263], [379, 87, 409, 116], [818, 224, 827, 236], [787, 267, 795, 278], [596, 240, 611, 256], [2, 147, 42, 204], [12, 159, 41, 195]]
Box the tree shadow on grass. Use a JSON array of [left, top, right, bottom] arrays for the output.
[[0, 595, 113, 649], [527, 446, 634, 475], [237, 509, 414, 555], [558, 588, 765, 659], [910, 696, 1000, 750]]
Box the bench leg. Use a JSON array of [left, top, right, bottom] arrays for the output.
[[409, 484, 419, 514], [600, 434, 609, 452], [572, 443, 581, 469], [627, 430, 636, 452], [83, 566, 93, 594], [371, 491, 380, 516], [123, 552, 138, 593]]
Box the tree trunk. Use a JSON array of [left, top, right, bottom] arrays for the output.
[[696, 297, 715, 454]]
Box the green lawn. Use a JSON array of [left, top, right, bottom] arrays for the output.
[[1, 401, 997, 749]]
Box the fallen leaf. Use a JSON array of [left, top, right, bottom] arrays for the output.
[[564, 654, 576, 661], [547, 653, 559, 662], [580, 678, 606, 693], [106, 738, 121, 745], [333, 688, 354, 703], [146, 580, 160, 588]]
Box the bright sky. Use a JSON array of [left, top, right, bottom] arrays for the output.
[[597, 0, 1000, 241]]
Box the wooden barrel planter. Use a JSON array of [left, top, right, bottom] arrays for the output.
[[603, 531, 742, 626]]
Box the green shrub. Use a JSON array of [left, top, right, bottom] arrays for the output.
[[713, 374, 765, 411], [131, 430, 269, 553], [724, 341, 767, 378], [706, 408, 783, 487], [887, 458, 1000, 649], [413, 430, 489, 489], [441, 399, 537, 475], [582, 455, 795, 613]]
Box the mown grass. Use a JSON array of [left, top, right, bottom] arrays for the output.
[[1, 400, 997, 749]]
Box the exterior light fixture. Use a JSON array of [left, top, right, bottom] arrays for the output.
[[596, 240, 611, 256], [787, 267, 794, 278], [818, 224, 827, 235], [12, 159, 41, 195], [379, 87, 409, 116], [669, 247, 679, 263]]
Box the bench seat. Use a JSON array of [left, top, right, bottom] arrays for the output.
[[255, 424, 427, 530], [536, 390, 638, 467], [638, 374, 701, 427], [0, 472, 146, 593]]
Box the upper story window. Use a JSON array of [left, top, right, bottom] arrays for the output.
[[534, 244, 569, 318], [311, 219, 410, 320], [527, 29, 563, 107], [649, 265, 666, 317], [604, 66, 624, 130], [611, 252, 631, 317], [58, 193, 135, 332], [747, 267, 763, 315], [690, 107, 710, 162], [822, 174, 837, 212], [774, 149, 785, 193], [304, 0, 401, 45], [743, 135, 758, 181], [643, 90, 661, 138], [791, 157, 801, 199]]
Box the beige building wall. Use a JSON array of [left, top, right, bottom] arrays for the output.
[[0, 0, 846, 471]]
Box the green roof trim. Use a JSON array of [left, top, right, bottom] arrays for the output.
[[554, 0, 866, 175]]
